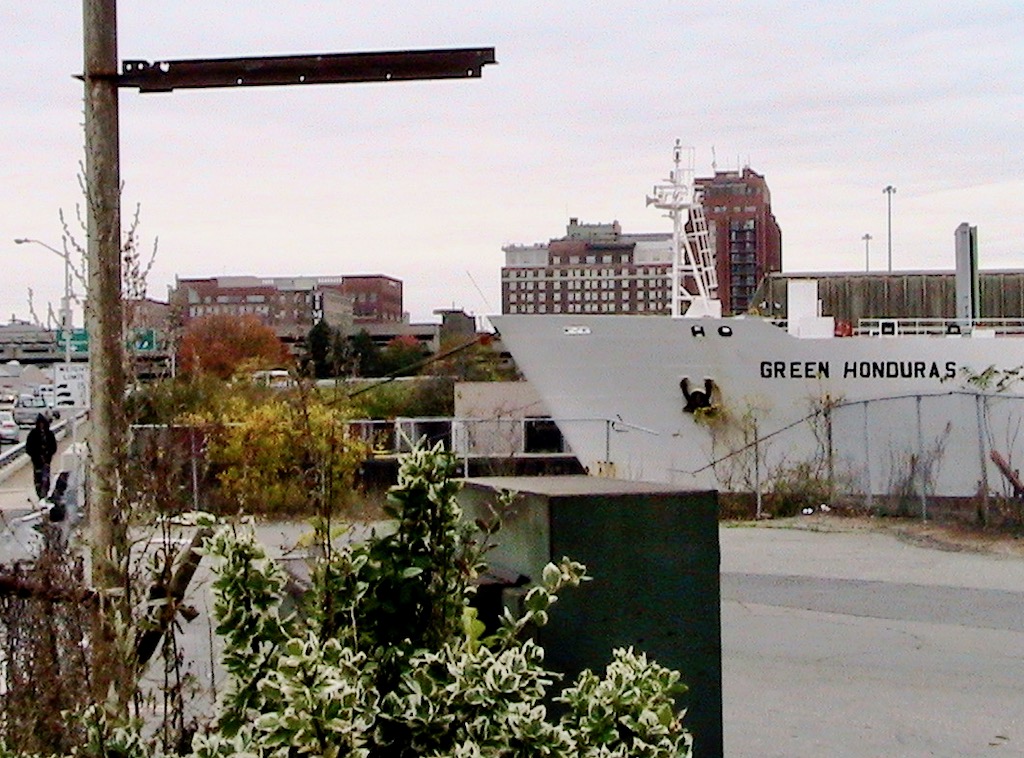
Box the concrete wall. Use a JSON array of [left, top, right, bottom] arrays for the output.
[[453, 381, 551, 456]]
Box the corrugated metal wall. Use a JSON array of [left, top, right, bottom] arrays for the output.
[[754, 272, 1024, 322]]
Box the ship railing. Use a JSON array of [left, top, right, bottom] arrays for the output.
[[856, 317, 1024, 337]]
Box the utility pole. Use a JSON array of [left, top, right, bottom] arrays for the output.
[[883, 185, 896, 272], [862, 233, 872, 272], [78, 1, 494, 591], [83, 0, 125, 588]]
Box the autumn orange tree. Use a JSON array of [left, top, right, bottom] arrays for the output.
[[177, 314, 291, 379]]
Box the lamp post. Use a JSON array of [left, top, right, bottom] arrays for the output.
[[13, 238, 78, 359], [862, 233, 872, 273], [883, 185, 896, 272]]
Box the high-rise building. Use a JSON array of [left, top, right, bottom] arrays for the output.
[[501, 167, 781, 316], [338, 275, 404, 324], [697, 167, 782, 314]]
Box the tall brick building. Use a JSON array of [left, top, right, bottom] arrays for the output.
[[501, 166, 781, 316], [697, 167, 782, 314], [339, 275, 404, 324]]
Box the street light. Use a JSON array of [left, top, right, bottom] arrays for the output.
[[13, 236, 83, 376], [862, 233, 872, 273], [883, 185, 896, 272], [13, 238, 79, 351]]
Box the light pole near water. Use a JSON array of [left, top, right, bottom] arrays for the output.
[[862, 233, 872, 272], [883, 185, 896, 272]]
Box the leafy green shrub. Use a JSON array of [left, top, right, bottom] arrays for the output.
[[193, 443, 693, 756], [764, 461, 833, 517], [340, 376, 455, 419]]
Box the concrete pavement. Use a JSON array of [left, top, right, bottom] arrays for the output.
[[720, 524, 1024, 757], [0, 420, 85, 561]]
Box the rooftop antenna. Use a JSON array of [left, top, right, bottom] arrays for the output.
[[711, 145, 717, 173]]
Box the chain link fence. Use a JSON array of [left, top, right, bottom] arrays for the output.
[[690, 390, 1024, 524], [129, 395, 1024, 526]]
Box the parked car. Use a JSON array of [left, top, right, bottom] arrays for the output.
[[12, 393, 59, 427], [0, 410, 18, 444], [0, 392, 16, 409]]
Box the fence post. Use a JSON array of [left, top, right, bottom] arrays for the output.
[[974, 393, 989, 525], [863, 402, 873, 512], [825, 398, 835, 504], [753, 418, 762, 519], [916, 395, 927, 521]]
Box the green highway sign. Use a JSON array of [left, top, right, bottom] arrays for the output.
[[56, 328, 89, 354], [131, 329, 156, 352], [55, 328, 160, 353]]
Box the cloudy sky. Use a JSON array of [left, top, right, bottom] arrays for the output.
[[3, 1, 1022, 326]]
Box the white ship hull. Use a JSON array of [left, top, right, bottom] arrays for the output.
[[492, 314, 1024, 498]]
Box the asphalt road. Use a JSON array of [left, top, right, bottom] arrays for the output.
[[720, 524, 1024, 757]]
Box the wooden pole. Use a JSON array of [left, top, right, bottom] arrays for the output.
[[83, 0, 126, 587]]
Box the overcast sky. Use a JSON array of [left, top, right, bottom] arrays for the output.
[[3, 1, 1022, 327]]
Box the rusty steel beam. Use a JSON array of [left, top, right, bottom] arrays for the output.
[[117, 47, 496, 93]]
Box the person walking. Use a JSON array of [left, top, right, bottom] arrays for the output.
[[26, 413, 57, 499]]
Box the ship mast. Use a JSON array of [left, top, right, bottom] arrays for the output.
[[646, 140, 720, 318]]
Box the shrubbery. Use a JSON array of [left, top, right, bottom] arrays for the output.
[[194, 443, 693, 757], [1, 444, 692, 757], [183, 394, 368, 516]]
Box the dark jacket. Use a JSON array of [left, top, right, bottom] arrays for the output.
[[25, 416, 57, 465]]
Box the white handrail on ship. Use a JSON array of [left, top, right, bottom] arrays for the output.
[[855, 318, 1024, 336]]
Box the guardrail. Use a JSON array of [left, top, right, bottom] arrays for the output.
[[0, 441, 26, 472]]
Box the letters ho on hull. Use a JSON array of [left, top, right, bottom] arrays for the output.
[[492, 314, 1024, 498]]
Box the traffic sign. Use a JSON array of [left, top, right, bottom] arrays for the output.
[[56, 328, 89, 354], [131, 329, 157, 352], [53, 363, 90, 409]]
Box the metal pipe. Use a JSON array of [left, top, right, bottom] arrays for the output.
[[975, 394, 989, 525], [753, 419, 762, 519], [916, 395, 926, 520], [863, 401, 873, 511]]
